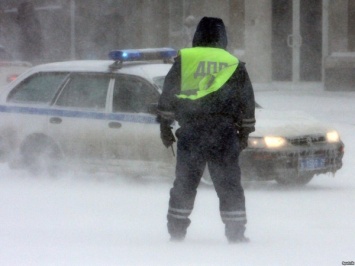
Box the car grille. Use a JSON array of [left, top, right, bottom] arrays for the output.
[[288, 135, 326, 146]]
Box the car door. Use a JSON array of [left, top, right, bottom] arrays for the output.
[[2, 72, 69, 160], [105, 75, 173, 165], [48, 73, 113, 166]]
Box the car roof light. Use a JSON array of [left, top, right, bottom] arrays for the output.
[[108, 47, 177, 69]]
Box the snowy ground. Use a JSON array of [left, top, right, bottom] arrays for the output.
[[1, 83, 354, 266]]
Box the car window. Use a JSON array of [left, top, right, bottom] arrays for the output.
[[55, 73, 110, 110], [112, 76, 159, 113], [7, 72, 69, 104], [152, 76, 165, 90]]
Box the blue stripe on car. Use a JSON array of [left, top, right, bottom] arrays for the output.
[[0, 105, 157, 124]]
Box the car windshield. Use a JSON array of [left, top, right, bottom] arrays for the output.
[[152, 76, 165, 90]]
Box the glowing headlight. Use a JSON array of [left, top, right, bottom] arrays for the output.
[[264, 136, 287, 148], [326, 131, 340, 143], [248, 136, 287, 149], [248, 137, 265, 148]]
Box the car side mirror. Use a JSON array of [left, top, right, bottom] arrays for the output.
[[147, 103, 158, 115]]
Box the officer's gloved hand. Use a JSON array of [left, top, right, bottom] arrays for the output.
[[238, 133, 249, 151], [160, 123, 176, 148]]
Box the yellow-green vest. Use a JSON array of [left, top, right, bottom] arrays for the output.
[[177, 47, 239, 100]]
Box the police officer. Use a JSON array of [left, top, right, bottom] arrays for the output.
[[158, 17, 256, 243]]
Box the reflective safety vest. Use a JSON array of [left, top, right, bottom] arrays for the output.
[[177, 47, 239, 100]]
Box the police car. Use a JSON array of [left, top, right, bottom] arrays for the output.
[[0, 48, 344, 185]]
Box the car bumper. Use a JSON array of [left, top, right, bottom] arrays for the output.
[[240, 141, 344, 181]]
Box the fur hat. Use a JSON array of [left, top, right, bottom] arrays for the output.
[[192, 17, 228, 49]]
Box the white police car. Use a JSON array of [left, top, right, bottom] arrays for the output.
[[0, 48, 344, 185], [0, 48, 176, 177]]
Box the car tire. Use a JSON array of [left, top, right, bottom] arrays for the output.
[[275, 173, 314, 186], [20, 134, 63, 176]]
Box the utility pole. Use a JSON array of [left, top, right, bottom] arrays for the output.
[[291, 0, 301, 83], [70, 0, 76, 60], [322, 0, 329, 84]]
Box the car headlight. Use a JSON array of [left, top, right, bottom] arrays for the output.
[[326, 130, 340, 143], [264, 136, 287, 148], [248, 136, 287, 149], [248, 137, 265, 148]]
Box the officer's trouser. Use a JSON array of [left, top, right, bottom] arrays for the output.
[[167, 122, 247, 240]]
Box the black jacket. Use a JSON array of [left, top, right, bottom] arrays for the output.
[[158, 17, 255, 136]]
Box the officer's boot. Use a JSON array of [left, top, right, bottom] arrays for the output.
[[225, 222, 249, 243], [167, 217, 191, 242]]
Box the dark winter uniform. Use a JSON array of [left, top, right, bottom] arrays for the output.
[[158, 17, 255, 242]]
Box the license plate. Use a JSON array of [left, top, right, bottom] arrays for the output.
[[299, 157, 326, 171]]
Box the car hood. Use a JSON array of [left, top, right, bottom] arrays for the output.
[[251, 108, 335, 137]]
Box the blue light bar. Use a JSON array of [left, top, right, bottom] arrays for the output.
[[109, 48, 177, 62]]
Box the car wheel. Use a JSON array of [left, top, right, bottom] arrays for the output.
[[275, 173, 314, 186], [20, 134, 62, 176]]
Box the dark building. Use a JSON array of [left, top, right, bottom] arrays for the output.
[[0, 0, 354, 88]]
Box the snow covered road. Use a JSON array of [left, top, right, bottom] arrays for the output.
[[1, 83, 354, 265]]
